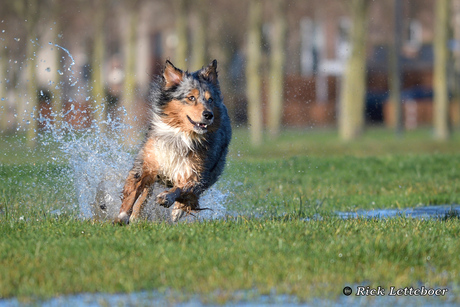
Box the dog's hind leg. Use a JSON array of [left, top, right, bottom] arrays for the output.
[[115, 171, 155, 225], [129, 186, 151, 223]]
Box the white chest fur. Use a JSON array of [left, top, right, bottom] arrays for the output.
[[149, 115, 205, 185], [153, 142, 196, 184]]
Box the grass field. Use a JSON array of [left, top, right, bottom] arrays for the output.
[[1, 128, 460, 304]]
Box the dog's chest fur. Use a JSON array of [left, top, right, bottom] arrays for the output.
[[143, 122, 206, 187]]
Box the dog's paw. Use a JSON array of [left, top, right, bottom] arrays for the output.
[[113, 212, 130, 226], [156, 189, 180, 208], [129, 214, 139, 224], [171, 203, 186, 222], [156, 191, 174, 207]]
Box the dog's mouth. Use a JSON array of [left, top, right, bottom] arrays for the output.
[[187, 116, 208, 134]]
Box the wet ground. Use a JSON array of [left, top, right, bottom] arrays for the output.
[[2, 204, 459, 307], [1, 288, 458, 307], [335, 204, 460, 220]]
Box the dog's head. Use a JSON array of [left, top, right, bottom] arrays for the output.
[[158, 60, 221, 135]]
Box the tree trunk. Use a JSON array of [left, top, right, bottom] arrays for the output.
[[207, 20, 235, 122], [433, 0, 451, 140], [452, 0, 460, 128], [191, 0, 208, 71], [339, 0, 369, 141], [24, 0, 39, 147], [0, 46, 7, 132], [246, 0, 263, 146], [52, 0, 63, 129], [174, 0, 189, 70], [91, 3, 106, 133], [122, 1, 139, 139], [389, 0, 403, 136], [267, 0, 287, 138]]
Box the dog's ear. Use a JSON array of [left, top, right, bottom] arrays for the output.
[[163, 60, 184, 88], [199, 59, 218, 85]]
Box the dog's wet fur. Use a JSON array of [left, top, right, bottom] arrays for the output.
[[114, 60, 231, 224]]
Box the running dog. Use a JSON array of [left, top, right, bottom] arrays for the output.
[[115, 60, 231, 224]]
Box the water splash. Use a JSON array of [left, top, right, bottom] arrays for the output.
[[38, 101, 229, 222], [51, 43, 76, 68], [1, 41, 228, 223]]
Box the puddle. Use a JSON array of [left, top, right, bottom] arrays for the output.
[[1, 290, 457, 307], [335, 205, 460, 220]]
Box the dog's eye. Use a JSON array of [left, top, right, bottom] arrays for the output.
[[208, 98, 213, 104], [187, 96, 196, 102]]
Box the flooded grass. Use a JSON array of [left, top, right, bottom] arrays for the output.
[[1, 215, 459, 303], [1, 128, 460, 303]]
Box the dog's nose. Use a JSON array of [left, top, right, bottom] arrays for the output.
[[203, 111, 213, 120]]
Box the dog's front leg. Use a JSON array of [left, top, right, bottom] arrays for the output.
[[156, 179, 202, 208], [168, 183, 203, 222], [156, 186, 182, 208]]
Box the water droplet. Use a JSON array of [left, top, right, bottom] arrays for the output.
[[14, 37, 20, 42], [45, 67, 51, 72], [57, 70, 63, 75]]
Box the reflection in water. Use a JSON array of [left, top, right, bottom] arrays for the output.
[[1, 288, 458, 307], [336, 205, 460, 220]]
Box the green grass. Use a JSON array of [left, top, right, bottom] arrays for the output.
[[224, 154, 460, 215], [1, 217, 459, 302], [229, 127, 460, 160], [1, 127, 460, 303]]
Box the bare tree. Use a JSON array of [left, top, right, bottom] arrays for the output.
[[91, 1, 107, 133], [0, 38, 7, 132], [267, 0, 287, 138], [122, 0, 140, 129], [11, 0, 40, 146], [339, 0, 370, 141], [0, 1, 7, 132], [24, 0, 39, 146], [173, 0, 189, 70], [51, 0, 63, 129], [433, 0, 451, 140], [191, 0, 208, 71], [389, 0, 403, 136], [207, 1, 247, 124], [452, 0, 460, 128], [246, 0, 263, 146]]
